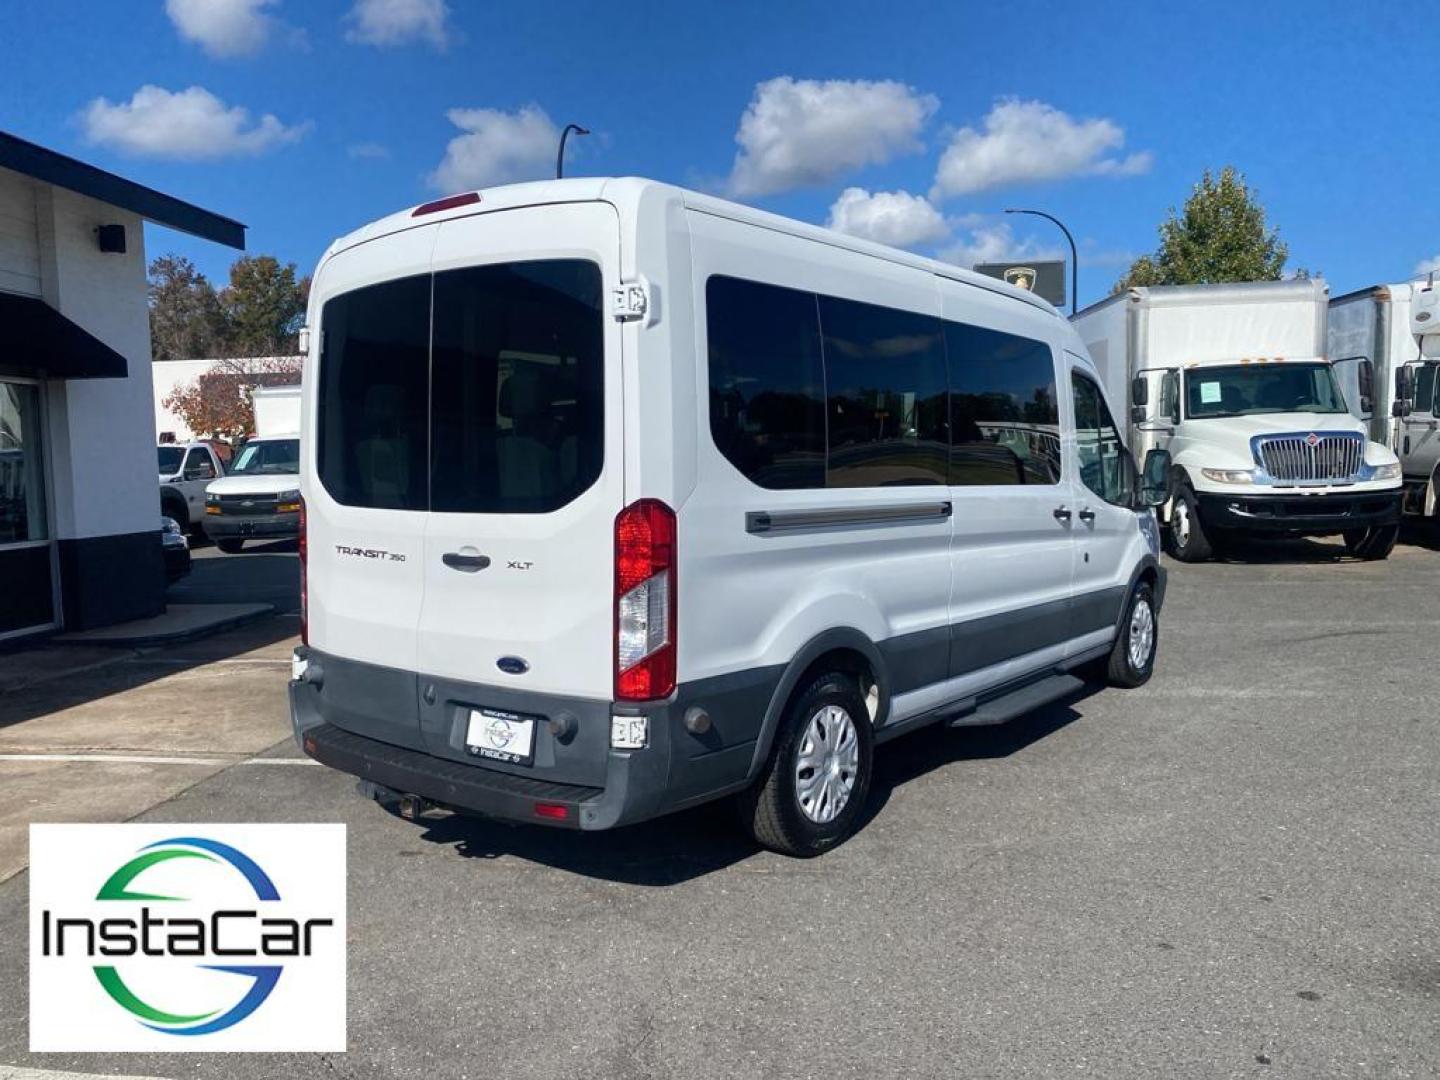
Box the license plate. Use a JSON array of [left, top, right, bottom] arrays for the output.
[[465, 708, 536, 765]]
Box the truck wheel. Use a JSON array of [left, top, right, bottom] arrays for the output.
[[736, 672, 874, 858], [161, 498, 189, 534], [1105, 581, 1158, 688], [1166, 486, 1214, 562], [215, 538, 245, 554], [1343, 524, 1398, 561]]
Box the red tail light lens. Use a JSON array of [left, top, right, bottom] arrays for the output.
[[411, 192, 480, 217], [614, 499, 677, 701], [298, 495, 308, 646]]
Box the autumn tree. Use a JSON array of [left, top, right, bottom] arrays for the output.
[[161, 357, 302, 442], [1114, 167, 1290, 293]]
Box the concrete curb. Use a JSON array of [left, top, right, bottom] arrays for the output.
[[54, 602, 278, 649]]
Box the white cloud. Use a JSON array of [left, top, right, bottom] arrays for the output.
[[165, 0, 281, 57], [345, 0, 452, 49], [727, 77, 938, 197], [1416, 254, 1440, 276], [347, 141, 390, 159], [936, 219, 1064, 270], [931, 99, 1151, 200], [826, 187, 949, 249], [80, 85, 310, 159], [429, 104, 558, 191]]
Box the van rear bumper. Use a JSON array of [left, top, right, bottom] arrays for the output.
[[1195, 489, 1402, 534]]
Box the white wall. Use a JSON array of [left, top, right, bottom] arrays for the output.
[[0, 167, 42, 298], [35, 186, 157, 540], [152, 358, 214, 441]]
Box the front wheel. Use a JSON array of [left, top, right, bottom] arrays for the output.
[[215, 538, 245, 554], [1343, 524, 1398, 561], [736, 672, 874, 857], [1106, 581, 1158, 688], [1166, 486, 1214, 562]]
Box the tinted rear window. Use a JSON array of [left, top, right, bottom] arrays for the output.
[[317, 260, 603, 514], [318, 274, 431, 510]]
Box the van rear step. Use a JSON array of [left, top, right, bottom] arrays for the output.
[[945, 672, 1086, 728]]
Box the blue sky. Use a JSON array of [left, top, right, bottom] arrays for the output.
[[3, 1, 1435, 307]]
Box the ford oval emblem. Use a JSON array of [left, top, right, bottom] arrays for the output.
[[496, 656, 529, 676]]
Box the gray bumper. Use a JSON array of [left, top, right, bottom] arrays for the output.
[[203, 513, 299, 540]]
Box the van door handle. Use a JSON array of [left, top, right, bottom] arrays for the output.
[[1078, 508, 1097, 524], [442, 552, 491, 572], [1053, 506, 1072, 522]]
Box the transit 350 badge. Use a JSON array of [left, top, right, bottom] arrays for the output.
[[29, 823, 346, 1052]]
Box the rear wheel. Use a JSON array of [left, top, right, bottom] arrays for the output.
[[1106, 581, 1158, 688], [1166, 485, 1214, 562], [736, 672, 873, 857], [215, 538, 245, 554], [161, 497, 189, 535], [1343, 524, 1398, 561]]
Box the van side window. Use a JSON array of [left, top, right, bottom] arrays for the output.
[[318, 274, 431, 510], [819, 296, 948, 487], [944, 322, 1060, 486], [707, 276, 827, 489], [430, 260, 604, 513], [1071, 372, 1134, 507]]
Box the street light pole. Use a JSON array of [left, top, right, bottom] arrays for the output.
[[556, 124, 590, 180], [1004, 208, 1078, 316]]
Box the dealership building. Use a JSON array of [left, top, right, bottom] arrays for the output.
[[0, 131, 244, 641]]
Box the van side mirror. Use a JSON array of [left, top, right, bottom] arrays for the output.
[[1130, 376, 1148, 407], [1139, 448, 1173, 508]]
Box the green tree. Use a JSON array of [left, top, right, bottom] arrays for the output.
[[147, 254, 226, 363], [1114, 166, 1290, 293], [219, 255, 311, 356]]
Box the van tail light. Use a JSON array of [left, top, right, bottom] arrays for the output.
[[298, 495, 308, 646], [614, 499, 676, 701]]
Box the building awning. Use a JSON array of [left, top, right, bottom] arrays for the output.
[[0, 291, 128, 379]]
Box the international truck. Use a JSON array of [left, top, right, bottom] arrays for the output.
[[1328, 277, 1440, 520], [1073, 279, 1402, 561]]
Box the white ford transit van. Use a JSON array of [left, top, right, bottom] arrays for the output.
[[291, 179, 1172, 856]]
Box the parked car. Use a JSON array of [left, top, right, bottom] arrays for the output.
[[291, 178, 1172, 857], [161, 515, 191, 583], [202, 435, 302, 553], [157, 441, 226, 535]]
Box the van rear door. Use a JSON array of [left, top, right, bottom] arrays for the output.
[[415, 204, 623, 767]]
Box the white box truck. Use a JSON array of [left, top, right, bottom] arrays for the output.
[[202, 383, 302, 553], [1073, 280, 1402, 561], [1329, 277, 1440, 518]]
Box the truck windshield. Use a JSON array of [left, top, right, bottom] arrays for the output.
[[1185, 363, 1348, 419], [157, 446, 184, 473], [230, 438, 300, 475]]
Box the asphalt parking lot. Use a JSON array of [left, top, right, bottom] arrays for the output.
[[1, 532, 1437, 1079]]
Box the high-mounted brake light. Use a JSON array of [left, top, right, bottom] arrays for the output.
[[411, 192, 481, 217], [298, 496, 308, 646], [614, 499, 677, 701]]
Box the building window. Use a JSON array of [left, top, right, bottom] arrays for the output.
[[0, 381, 48, 545]]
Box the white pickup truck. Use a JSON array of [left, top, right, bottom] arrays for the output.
[[157, 441, 227, 535]]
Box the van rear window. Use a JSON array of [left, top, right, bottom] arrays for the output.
[[317, 260, 603, 514]]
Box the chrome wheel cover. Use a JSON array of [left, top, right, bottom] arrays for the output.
[[1128, 597, 1155, 671], [1174, 500, 1191, 547], [795, 704, 859, 825]]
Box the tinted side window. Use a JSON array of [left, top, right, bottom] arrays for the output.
[[1072, 372, 1133, 507], [430, 260, 603, 514], [318, 274, 431, 510], [819, 295, 947, 487], [1416, 364, 1438, 415], [707, 276, 826, 489], [944, 322, 1059, 485]]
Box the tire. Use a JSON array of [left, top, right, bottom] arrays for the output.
[[161, 498, 189, 534], [1166, 485, 1214, 562], [1106, 581, 1159, 689], [1343, 524, 1398, 561], [215, 538, 245, 554], [736, 672, 874, 857]]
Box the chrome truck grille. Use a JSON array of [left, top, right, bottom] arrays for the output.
[[1254, 432, 1364, 483]]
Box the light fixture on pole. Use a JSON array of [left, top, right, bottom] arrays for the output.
[[556, 124, 590, 180], [1004, 208, 1078, 315]]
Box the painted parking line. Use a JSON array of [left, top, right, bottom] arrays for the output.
[[0, 753, 319, 767], [0, 1068, 172, 1080]]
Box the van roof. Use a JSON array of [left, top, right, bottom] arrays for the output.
[[321, 176, 1060, 318]]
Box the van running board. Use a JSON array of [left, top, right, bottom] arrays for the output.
[[944, 672, 1085, 728]]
